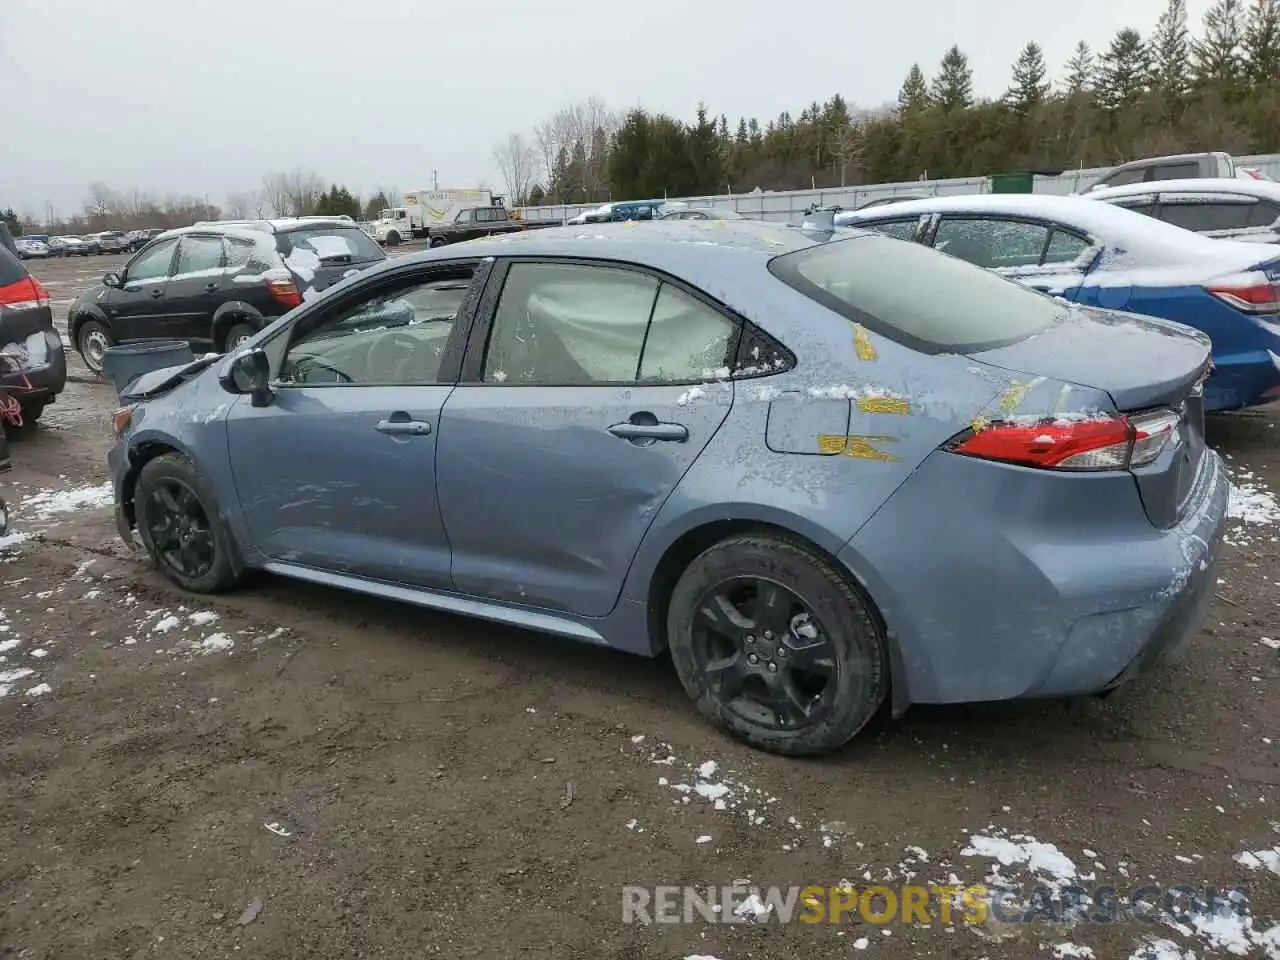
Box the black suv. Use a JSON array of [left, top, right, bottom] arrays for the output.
[[0, 223, 68, 423], [69, 218, 388, 372]]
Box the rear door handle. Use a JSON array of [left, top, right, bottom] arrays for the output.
[[150, 288, 163, 298], [375, 418, 432, 436], [607, 421, 688, 442]]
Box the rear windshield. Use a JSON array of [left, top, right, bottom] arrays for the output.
[[768, 234, 1062, 353], [279, 227, 384, 263]]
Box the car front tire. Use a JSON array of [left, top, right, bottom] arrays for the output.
[[135, 453, 242, 594], [75, 319, 113, 374], [667, 533, 888, 756], [222, 322, 257, 353]]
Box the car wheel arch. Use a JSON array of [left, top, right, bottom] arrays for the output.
[[69, 304, 110, 344], [641, 516, 908, 717], [211, 303, 265, 349]]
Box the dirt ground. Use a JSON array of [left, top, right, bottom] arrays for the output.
[[2, 255, 1280, 959]]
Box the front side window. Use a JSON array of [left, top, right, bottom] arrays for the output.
[[1096, 167, 1147, 188], [279, 273, 473, 386], [174, 235, 225, 276], [1158, 199, 1256, 232], [481, 262, 738, 385], [769, 234, 1064, 353], [1152, 162, 1201, 180], [863, 218, 921, 242], [125, 238, 179, 283]]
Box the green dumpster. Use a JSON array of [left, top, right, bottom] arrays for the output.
[[989, 172, 1035, 194]]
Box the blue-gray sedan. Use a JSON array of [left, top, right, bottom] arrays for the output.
[[106, 219, 1229, 756]]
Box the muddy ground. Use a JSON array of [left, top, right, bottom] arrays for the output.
[[1, 255, 1279, 959]]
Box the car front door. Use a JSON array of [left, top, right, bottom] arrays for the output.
[[224, 260, 482, 588], [163, 234, 228, 344], [928, 215, 1095, 299], [104, 238, 179, 342], [435, 259, 738, 617]]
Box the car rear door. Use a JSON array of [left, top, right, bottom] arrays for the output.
[[434, 258, 738, 618], [106, 238, 180, 342], [163, 234, 228, 344]]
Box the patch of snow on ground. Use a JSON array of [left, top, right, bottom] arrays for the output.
[[1229, 480, 1280, 525], [961, 832, 1077, 887], [1128, 939, 1195, 960], [1235, 846, 1280, 875], [25, 683, 51, 697], [20, 483, 113, 519], [188, 611, 219, 627], [0, 532, 30, 552], [200, 633, 233, 653], [1052, 945, 1094, 959], [0, 667, 35, 696]]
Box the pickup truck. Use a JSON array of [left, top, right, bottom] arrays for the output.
[[1085, 152, 1272, 192], [425, 206, 559, 247]]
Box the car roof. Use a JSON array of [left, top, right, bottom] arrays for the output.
[[1087, 177, 1280, 201], [410, 219, 860, 276], [152, 217, 364, 245]]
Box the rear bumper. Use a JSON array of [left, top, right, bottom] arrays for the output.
[[1205, 344, 1280, 410], [841, 446, 1230, 706]]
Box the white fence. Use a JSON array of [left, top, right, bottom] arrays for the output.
[[516, 153, 1280, 225]]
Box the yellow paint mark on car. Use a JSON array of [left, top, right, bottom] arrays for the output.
[[854, 324, 878, 361], [816, 434, 900, 461], [998, 380, 1030, 413], [971, 416, 991, 433], [856, 396, 910, 415]]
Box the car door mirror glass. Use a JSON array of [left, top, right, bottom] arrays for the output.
[[103, 272, 122, 289], [221, 347, 273, 406]]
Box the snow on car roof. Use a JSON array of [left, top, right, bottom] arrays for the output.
[[1087, 177, 1280, 202], [839, 192, 1280, 283]]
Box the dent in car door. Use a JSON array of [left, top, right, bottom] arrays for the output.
[[435, 260, 738, 618]]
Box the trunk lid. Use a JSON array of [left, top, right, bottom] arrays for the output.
[[968, 303, 1211, 529]]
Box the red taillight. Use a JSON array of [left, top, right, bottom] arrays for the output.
[[950, 409, 1179, 472], [1206, 272, 1280, 316], [265, 273, 303, 308], [0, 277, 49, 309]]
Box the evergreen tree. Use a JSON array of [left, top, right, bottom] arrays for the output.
[[930, 46, 974, 111], [735, 117, 749, 143], [1151, 0, 1192, 100], [1192, 0, 1245, 87], [1064, 41, 1097, 94], [1243, 0, 1280, 84], [688, 103, 726, 194], [898, 63, 929, 113], [0, 208, 20, 237], [1097, 28, 1153, 109], [1007, 41, 1050, 112]]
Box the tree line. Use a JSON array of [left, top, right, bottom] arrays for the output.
[[493, 0, 1280, 205], [7, 173, 405, 236]]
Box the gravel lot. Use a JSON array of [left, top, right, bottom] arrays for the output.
[[2, 254, 1279, 959]]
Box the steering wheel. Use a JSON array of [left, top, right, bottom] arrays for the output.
[[367, 330, 423, 382], [290, 356, 353, 384]]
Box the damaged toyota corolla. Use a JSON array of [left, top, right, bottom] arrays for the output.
[[105, 219, 1228, 756], [0, 229, 67, 425]]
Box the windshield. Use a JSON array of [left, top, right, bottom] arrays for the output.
[[282, 227, 384, 263], [769, 234, 1063, 353]]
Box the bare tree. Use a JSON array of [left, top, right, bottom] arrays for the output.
[[261, 172, 291, 217], [282, 169, 325, 216], [493, 134, 538, 206], [224, 191, 256, 219]]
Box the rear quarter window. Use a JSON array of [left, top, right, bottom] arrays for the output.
[[0, 246, 28, 287], [768, 234, 1064, 354]]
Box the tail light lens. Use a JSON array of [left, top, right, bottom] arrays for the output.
[[264, 270, 303, 308], [1205, 271, 1280, 317], [950, 409, 1179, 472], [0, 277, 50, 310]]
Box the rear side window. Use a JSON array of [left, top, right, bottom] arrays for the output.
[[863, 218, 920, 241], [1152, 162, 1201, 180], [0, 246, 27, 287], [1096, 167, 1147, 188], [769, 235, 1063, 354], [1110, 198, 1158, 218], [1158, 199, 1255, 232], [279, 227, 384, 263]]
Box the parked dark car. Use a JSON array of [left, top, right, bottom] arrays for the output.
[[125, 228, 164, 252], [69, 217, 389, 371], [0, 238, 68, 423], [425, 205, 559, 247], [95, 231, 129, 255]]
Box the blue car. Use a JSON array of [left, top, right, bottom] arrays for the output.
[[106, 220, 1227, 756], [838, 194, 1280, 412]]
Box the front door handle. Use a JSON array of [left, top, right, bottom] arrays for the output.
[[150, 288, 163, 298], [607, 421, 688, 442], [375, 417, 432, 436], [204, 282, 218, 292]]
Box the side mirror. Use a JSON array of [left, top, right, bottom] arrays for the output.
[[103, 272, 122, 289], [220, 347, 273, 407]]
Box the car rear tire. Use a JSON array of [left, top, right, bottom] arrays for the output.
[[384, 230, 401, 247], [17, 399, 46, 424], [222, 322, 257, 353], [667, 533, 888, 756], [135, 453, 242, 594], [76, 320, 113, 374], [428, 236, 446, 248]]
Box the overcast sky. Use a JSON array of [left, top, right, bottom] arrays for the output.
[[1, 0, 1207, 218]]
